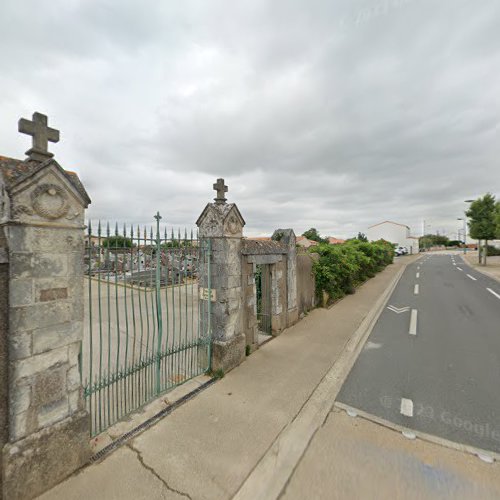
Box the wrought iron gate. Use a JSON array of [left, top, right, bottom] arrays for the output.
[[255, 264, 272, 335], [83, 213, 212, 435]]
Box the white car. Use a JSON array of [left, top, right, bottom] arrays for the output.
[[395, 246, 408, 256]]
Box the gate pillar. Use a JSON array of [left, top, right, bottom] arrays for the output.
[[0, 113, 91, 499], [196, 179, 246, 373]]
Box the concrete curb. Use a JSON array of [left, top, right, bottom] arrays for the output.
[[232, 260, 412, 500], [334, 402, 500, 463]]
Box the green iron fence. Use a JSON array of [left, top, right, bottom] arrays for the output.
[[83, 213, 212, 436]]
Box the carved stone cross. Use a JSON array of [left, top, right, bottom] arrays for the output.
[[18, 112, 60, 162], [213, 178, 228, 204]]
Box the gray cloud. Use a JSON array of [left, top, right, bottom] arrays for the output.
[[0, 0, 498, 238]]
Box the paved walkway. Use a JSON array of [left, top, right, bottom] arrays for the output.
[[464, 252, 500, 282], [39, 256, 500, 500]]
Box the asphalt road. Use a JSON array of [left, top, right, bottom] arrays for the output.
[[337, 252, 500, 454]]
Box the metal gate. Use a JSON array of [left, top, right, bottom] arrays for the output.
[[83, 213, 212, 436], [255, 264, 272, 335]]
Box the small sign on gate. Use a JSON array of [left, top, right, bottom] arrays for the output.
[[199, 287, 216, 302]]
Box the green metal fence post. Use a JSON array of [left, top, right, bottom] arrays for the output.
[[154, 212, 163, 395]]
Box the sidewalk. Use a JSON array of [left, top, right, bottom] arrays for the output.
[[463, 252, 500, 282], [39, 255, 500, 499]]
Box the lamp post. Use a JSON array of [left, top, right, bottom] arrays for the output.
[[464, 199, 475, 259], [457, 218, 466, 254]]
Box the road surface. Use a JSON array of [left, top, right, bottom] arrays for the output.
[[337, 252, 500, 455]]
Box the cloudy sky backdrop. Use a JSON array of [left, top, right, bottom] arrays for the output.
[[1, 0, 499, 238]]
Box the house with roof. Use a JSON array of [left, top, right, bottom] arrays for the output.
[[327, 237, 345, 245], [296, 235, 319, 249], [367, 221, 419, 254]]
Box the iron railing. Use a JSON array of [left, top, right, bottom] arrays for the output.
[[83, 213, 212, 435]]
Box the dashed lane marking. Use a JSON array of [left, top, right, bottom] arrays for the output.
[[409, 309, 417, 336], [414, 284, 419, 295], [456, 267, 463, 271], [487, 288, 500, 300], [400, 398, 414, 417], [466, 274, 477, 281]]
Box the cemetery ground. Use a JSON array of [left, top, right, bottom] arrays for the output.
[[39, 256, 500, 500]]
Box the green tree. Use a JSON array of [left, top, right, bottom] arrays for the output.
[[466, 193, 497, 266], [302, 228, 327, 243], [102, 235, 133, 248], [419, 234, 449, 250], [495, 202, 500, 237], [357, 232, 368, 242]]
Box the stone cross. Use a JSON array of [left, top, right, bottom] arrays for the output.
[[18, 112, 60, 162], [213, 178, 228, 204]]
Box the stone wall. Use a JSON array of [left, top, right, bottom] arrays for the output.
[[297, 251, 318, 316], [0, 229, 8, 493], [241, 259, 258, 352]]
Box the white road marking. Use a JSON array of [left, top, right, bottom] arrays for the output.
[[466, 274, 477, 281], [400, 398, 414, 417], [456, 267, 463, 271], [414, 284, 419, 295], [487, 288, 500, 300], [387, 305, 410, 313], [416, 272, 420, 278], [453, 263, 456, 266], [364, 341, 382, 350], [409, 309, 418, 335]]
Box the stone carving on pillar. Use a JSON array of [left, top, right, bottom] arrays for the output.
[[197, 179, 245, 238], [18, 112, 60, 162], [0, 112, 91, 500], [196, 178, 246, 373]]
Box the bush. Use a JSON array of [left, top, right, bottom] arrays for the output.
[[486, 245, 500, 256], [311, 239, 394, 305]]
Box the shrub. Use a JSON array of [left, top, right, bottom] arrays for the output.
[[486, 245, 500, 256], [311, 239, 393, 305]]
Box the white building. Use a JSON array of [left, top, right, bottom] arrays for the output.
[[367, 221, 419, 254]]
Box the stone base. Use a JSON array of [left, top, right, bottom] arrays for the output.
[[2, 411, 90, 500], [287, 307, 299, 328], [211, 334, 246, 374]]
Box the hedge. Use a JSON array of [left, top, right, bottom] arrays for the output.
[[310, 239, 394, 305]]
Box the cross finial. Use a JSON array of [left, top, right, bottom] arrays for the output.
[[154, 211, 162, 222], [18, 112, 60, 162], [213, 178, 228, 204]]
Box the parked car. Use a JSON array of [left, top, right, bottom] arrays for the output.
[[395, 246, 408, 256]]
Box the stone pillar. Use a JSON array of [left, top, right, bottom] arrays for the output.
[[196, 180, 246, 373], [0, 148, 91, 498], [272, 229, 298, 326]]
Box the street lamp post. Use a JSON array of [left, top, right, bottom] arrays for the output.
[[457, 218, 466, 254], [464, 199, 475, 260]]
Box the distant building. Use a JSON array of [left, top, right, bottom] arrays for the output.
[[327, 237, 345, 245], [367, 221, 419, 254], [296, 236, 319, 249]]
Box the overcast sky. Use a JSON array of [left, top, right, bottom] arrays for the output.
[[1, 0, 499, 238]]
